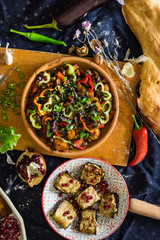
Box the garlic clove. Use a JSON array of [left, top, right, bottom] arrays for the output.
[[4, 42, 13, 65], [121, 62, 135, 78]]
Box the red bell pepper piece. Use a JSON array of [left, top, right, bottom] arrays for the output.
[[77, 75, 88, 85], [58, 122, 68, 126], [88, 75, 94, 92], [128, 115, 148, 167], [74, 139, 86, 149]]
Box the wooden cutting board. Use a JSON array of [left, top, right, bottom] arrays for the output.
[[0, 48, 141, 166]]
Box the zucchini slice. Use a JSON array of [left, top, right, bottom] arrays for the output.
[[80, 163, 105, 186], [54, 172, 81, 196], [52, 200, 77, 229], [75, 186, 100, 209], [98, 192, 119, 218], [78, 209, 97, 234]]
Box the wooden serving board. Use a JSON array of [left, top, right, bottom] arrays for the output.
[[0, 48, 141, 166]]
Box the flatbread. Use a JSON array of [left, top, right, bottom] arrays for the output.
[[122, 0, 160, 136]]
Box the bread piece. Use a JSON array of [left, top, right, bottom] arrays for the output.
[[122, 0, 160, 136], [0, 196, 11, 219]]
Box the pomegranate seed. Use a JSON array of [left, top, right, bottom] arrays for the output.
[[68, 216, 73, 219], [86, 173, 90, 177], [108, 205, 112, 208], [64, 183, 69, 187], [58, 192, 63, 197], [59, 173, 62, 176], [66, 211, 70, 214], [81, 195, 85, 199], [91, 180, 95, 184], [86, 199, 90, 203], [94, 176, 98, 180], [104, 202, 108, 207], [63, 212, 68, 216], [89, 223, 93, 227], [109, 198, 113, 202], [86, 217, 90, 220], [69, 179, 74, 184], [61, 183, 65, 187], [93, 168, 97, 173], [88, 196, 93, 200]]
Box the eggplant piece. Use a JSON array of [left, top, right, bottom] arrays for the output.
[[75, 186, 100, 209], [52, 200, 77, 229], [98, 192, 119, 218], [0, 196, 11, 220], [78, 209, 97, 234], [54, 172, 81, 196], [80, 162, 105, 186], [56, 0, 112, 29]]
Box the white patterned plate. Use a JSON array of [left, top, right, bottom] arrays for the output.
[[42, 158, 129, 240]]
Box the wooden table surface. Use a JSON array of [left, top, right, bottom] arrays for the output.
[[0, 48, 141, 166]]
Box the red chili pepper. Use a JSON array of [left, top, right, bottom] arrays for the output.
[[77, 75, 88, 85], [74, 139, 86, 149], [128, 115, 148, 167], [55, 131, 61, 138], [88, 75, 94, 92], [58, 122, 67, 126]]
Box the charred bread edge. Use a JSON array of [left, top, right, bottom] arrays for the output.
[[80, 162, 105, 178], [77, 208, 97, 235], [54, 171, 81, 195], [51, 199, 77, 229]]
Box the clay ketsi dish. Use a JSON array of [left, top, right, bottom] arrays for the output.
[[21, 57, 119, 157]]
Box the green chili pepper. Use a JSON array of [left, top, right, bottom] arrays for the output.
[[23, 19, 62, 31], [11, 102, 16, 109], [4, 89, 12, 95], [29, 112, 41, 129], [18, 82, 26, 88], [19, 73, 25, 80], [16, 68, 21, 72], [2, 109, 7, 114], [4, 101, 12, 109], [15, 95, 22, 102], [10, 89, 17, 97], [13, 106, 21, 115], [1, 114, 7, 121], [8, 81, 17, 89], [10, 29, 67, 46]]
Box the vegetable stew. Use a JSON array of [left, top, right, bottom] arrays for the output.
[[25, 62, 114, 151]]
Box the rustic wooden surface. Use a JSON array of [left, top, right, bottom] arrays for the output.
[[0, 48, 141, 166]]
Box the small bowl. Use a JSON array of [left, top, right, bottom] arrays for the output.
[[21, 57, 119, 157], [0, 187, 27, 240]]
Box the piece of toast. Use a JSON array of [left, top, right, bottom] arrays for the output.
[[122, 0, 160, 136]]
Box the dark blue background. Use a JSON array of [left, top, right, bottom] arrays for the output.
[[0, 0, 160, 239]]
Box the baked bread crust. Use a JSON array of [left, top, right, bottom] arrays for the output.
[[122, 0, 160, 136]]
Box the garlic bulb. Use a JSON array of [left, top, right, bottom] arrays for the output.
[[4, 42, 13, 65]]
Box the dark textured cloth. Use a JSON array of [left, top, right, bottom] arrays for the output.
[[0, 0, 160, 240]]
